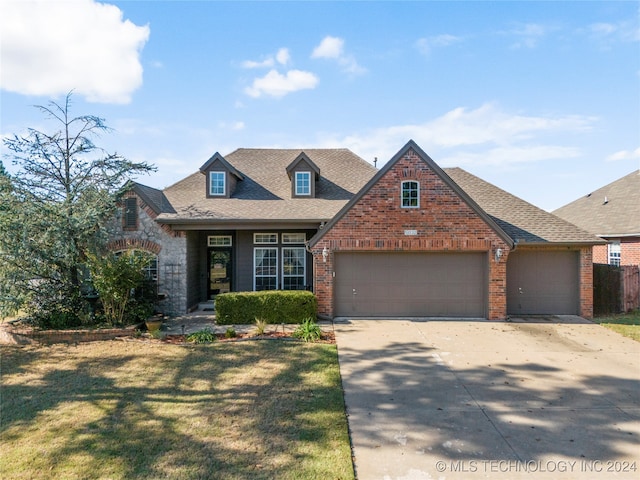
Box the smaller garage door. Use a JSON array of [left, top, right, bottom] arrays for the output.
[[507, 250, 579, 315], [334, 252, 487, 317]]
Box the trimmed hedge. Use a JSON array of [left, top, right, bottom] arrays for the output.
[[215, 290, 317, 325]]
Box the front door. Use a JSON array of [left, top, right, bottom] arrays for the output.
[[208, 248, 232, 299]]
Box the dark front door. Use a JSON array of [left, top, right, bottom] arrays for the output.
[[208, 248, 232, 299]]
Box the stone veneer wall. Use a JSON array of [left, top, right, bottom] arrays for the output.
[[106, 193, 187, 316]]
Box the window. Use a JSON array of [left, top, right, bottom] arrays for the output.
[[209, 171, 225, 196], [282, 247, 306, 290], [282, 232, 306, 244], [123, 197, 137, 229], [295, 171, 311, 196], [608, 241, 621, 266], [208, 235, 232, 247], [401, 181, 419, 208], [254, 233, 278, 244], [254, 248, 277, 290], [114, 250, 158, 281]]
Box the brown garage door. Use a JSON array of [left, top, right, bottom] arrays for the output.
[[507, 250, 579, 315], [334, 252, 487, 317]]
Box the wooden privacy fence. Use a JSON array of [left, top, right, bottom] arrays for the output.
[[593, 264, 640, 315]]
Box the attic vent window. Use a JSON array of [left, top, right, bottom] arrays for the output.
[[295, 172, 311, 196], [123, 197, 138, 230]]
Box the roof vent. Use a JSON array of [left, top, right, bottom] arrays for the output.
[[603, 196, 608, 205]]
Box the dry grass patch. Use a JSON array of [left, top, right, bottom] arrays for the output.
[[595, 310, 640, 342], [1, 340, 353, 479]]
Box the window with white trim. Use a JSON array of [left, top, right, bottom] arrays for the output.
[[254, 233, 278, 244], [254, 248, 278, 290], [209, 171, 225, 196], [282, 232, 306, 244], [608, 241, 621, 266], [282, 247, 306, 290], [115, 250, 158, 281], [295, 171, 311, 196], [208, 235, 232, 247], [401, 180, 419, 208]]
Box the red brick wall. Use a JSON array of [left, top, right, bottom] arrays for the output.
[[312, 149, 511, 320], [593, 238, 640, 266]]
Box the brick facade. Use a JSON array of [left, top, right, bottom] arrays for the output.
[[593, 238, 640, 266], [311, 148, 511, 320]]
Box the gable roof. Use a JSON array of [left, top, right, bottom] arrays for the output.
[[131, 182, 175, 215], [199, 152, 244, 181], [553, 170, 640, 237], [310, 140, 514, 248], [157, 148, 377, 226], [285, 152, 320, 180], [444, 168, 603, 245]]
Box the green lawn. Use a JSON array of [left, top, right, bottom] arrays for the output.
[[594, 310, 640, 342], [1, 340, 354, 480]]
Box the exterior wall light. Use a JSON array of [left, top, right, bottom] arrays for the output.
[[494, 248, 503, 263], [322, 246, 329, 263]]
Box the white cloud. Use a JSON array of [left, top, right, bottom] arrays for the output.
[[315, 104, 596, 168], [504, 22, 550, 49], [416, 34, 462, 56], [588, 20, 640, 47], [606, 147, 640, 162], [244, 69, 319, 98], [312, 36, 344, 59], [242, 48, 290, 69], [0, 0, 149, 104], [311, 36, 366, 75]]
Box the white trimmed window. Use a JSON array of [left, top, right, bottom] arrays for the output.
[[208, 235, 232, 247], [254, 233, 278, 244], [282, 247, 306, 290], [401, 180, 419, 208], [282, 232, 306, 244], [254, 248, 278, 290], [608, 241, 621, 266], [209, 171, 225, 196], [295, 171, 311, 196]]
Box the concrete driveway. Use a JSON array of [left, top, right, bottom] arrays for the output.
[[334, 317, 640, 480]]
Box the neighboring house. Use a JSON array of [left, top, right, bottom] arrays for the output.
[[109, 140, 602, 320], [553, 170, 640, 267]]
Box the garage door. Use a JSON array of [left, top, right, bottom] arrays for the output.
[[334, 252, 487, 317], [507, 250, 579, 315]]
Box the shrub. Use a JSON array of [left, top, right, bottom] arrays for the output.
[[292, 317, 323, 342], [186, 328, 216, 344], [26, 282, 88, 330], [254, 318, 268, 336], [215, 290, 317, 325], [225, 327, 237, 339], [87, 251, 155, 326]]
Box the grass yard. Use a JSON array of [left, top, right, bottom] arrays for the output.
[[1, 339, 354, 480], [595, 310, 640, 341]]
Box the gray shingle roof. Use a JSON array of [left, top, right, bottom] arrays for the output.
[[444, 167, 602, 244], [131, 182, 175, 215], [553, 170, 640, 237], [157, 148, 377, 224]]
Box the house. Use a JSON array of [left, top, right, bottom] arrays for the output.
[[553, 170, 640, 267], [108, 140, 602, 320]]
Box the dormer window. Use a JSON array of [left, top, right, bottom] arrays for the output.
[[286, 152, 320, 198], [210, 171, 226, 196], [295, 172, 311, 196], [200, 152, 244, 199]]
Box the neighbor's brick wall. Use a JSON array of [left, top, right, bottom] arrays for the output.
[[312, 148, 511, 320], [593, 238, 640, 266], [580, 246, 594, 319], [106, 192, 187, 316]]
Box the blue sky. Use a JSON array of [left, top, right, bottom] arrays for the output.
[[1, 0, 638, 211]]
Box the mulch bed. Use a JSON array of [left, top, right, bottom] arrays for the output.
[[159, 330, 335, 345]]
